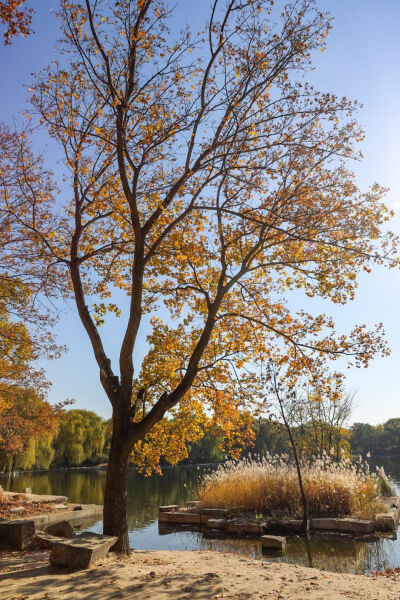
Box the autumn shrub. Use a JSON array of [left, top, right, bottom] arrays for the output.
[[198, 454, 385, 519]]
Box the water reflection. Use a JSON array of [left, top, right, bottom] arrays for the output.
[[2, 459, 400, 574]]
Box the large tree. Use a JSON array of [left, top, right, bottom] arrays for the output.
[[4, 0, 396, 552]]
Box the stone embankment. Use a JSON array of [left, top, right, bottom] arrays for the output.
[[158, 496, 400, 543]]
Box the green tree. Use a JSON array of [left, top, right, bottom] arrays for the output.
[[53, 410, 106, 466]]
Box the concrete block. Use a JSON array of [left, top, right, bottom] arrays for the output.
[[206, 518, 226, 529], [310, 518, 339, 531], [261, 535, 286, 550], [0, 519, 35, 550], [158, 505, 180, 513], [50, 533, 118, 569], [337, 518, 375, 533]]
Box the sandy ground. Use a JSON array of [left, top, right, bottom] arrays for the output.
[[1, 548, 400, 600]]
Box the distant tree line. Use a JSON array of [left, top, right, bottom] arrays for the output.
[[1, 406, 397, 473], [351, 419, 400, 456]]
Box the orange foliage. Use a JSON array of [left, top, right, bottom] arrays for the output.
[[0, 0, 32, 44]]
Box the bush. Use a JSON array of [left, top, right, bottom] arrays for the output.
[[198, 454, 384, 519]]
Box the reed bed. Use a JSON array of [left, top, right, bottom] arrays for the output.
[[198, 455, 386, 519]]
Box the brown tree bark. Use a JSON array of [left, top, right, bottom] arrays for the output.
[[103, 414, 134, 554]]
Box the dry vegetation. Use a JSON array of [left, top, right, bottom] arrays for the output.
[[0, 492, 55, 519], [198, 455, 385, 519]]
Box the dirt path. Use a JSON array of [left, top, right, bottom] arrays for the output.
[[1, 548, 399, 599]]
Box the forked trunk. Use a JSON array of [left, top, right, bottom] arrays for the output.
[[103, 426, 133, 554]]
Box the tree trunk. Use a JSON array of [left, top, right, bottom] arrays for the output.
[[276, 394, 309, 535], [103, 423, 133, 554]]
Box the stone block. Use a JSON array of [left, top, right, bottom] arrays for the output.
[[200, 514, 211, 525], [310, 518, 339, 531], [23, 487, 32, 494], [36, 531, 62, 549], [227, 520, 261, 534], [50, 533, 118, 569], [261, 535, 286, 550], [337, 518, 374, 534], [158, 511, 171, 522], [206, 518, 226, 529], [0, 519, 35, 550], [375, 513, 396, 532], [275, 519, 304, 532], [158, 505, 180, 513], [44, 520, 76, 538], [24, 493, 68, 504], [159, 511, 201, 524], [200, 508, 228, 518]]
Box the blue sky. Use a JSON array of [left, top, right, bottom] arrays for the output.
[[1, 1, 399, 424]]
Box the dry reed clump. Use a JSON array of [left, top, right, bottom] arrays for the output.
[[198, 455, 385, 519]]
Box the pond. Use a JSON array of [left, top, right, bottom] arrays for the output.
[[1, 456, 400, 574]]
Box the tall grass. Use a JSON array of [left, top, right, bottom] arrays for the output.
[[198, 454, 386, 519]]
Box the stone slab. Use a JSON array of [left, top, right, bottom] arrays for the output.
[[272, 519, 304, 532], [0, 519, 35, 550], [158, 505, 180, 513], [375, 512, 397, 532], [261, 535, 286, 550], [206, 518, 226, 529], [227, 521, 261, 534], [36, 530, 62, 549], [199, 508, 228, 518], [49, 533, 118, 569], [158, 511, 200, 524], [337, 518, 375, 534], [28, 504, 103, 529], [310, 518, 339, 531], [200, 514, 211, 525], [1, 491, 68, 504]]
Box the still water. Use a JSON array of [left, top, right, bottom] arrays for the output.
[[1, 456, 400, 574]]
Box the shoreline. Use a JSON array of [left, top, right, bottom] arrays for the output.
[[1, 548, 400, 599], [0, 453, 398, 477], [0, 462, 221, 477]]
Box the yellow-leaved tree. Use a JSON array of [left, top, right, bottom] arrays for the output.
[[3, 0, 397, 552], [0, 126, 65, 465]]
